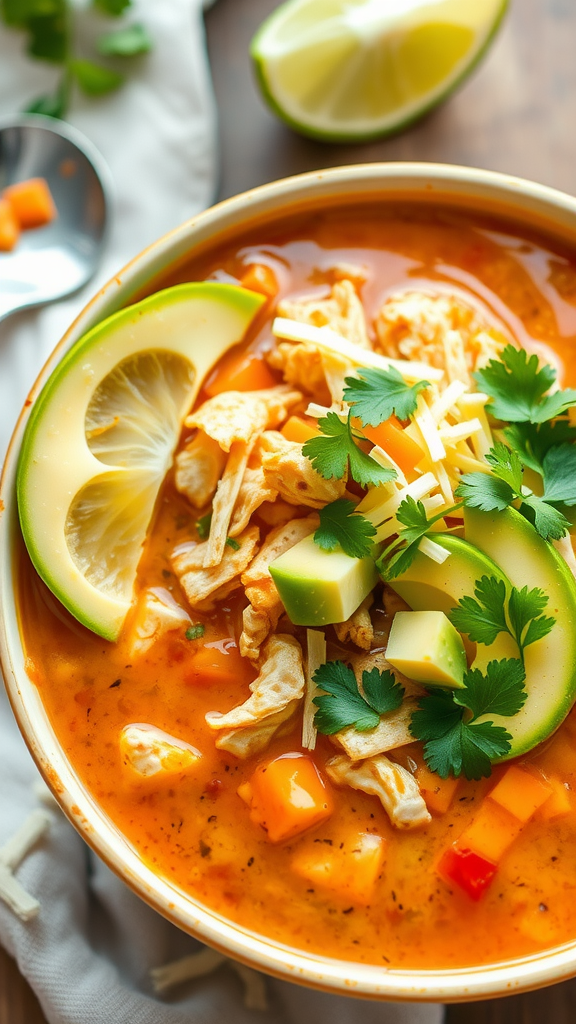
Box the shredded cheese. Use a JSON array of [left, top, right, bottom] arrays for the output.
[[457, 392, 493, 459], [369, 444, 408, 486], [302, 629, 326, 750], [413, 393, 446, 463], [439, 418, 483, 445], [418, 536, 451, 564], [272, 317, 444, 383], [429, 380, 469, 423]]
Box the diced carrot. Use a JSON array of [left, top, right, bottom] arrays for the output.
[[185, 639, 255, 687], [489, 766, 553, 823], [362, 415, 424, 476], [4, 177, 56, 229], [291, 831, 386, 904], [240, 263, 279, 298], [416, 765, 460, 815], [437, 845, 497, 901], [204, 349, 277, 397], [238, 752, 333, 843], [458, 798, 523, 862], [0, 198, 19, 251], [281, 415, 321, 444], [536, 777, 573, 821]]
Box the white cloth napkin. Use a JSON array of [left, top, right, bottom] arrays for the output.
[[0, 3, 444, 1022]]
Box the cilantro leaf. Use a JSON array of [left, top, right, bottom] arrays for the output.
[[376, 496, 462, 581], [225, 536, 240, 551], [27, 12, 67, 62], [185, 624, 205, 641], [455, 472, 513, 512], [361, 667, 404, 715], [519, 494, 571, 541], [456, 441, 573, 540], [97, 23, 151, 56], [196, 512, 212, 539], [453, 660, 527, 718], [342, 366, 429, 426], [504, 421, 576, 474], [410, 660, 526, 779], [314, 499, 376, 559], [449, 576, 508, 646], [508, 586, 555, 651], [540, 443, 576, 505], [474, 345, 576, 423], [313, 661, 404, 735], [302, 412, 396, 488], [450, 577, 555, 660]]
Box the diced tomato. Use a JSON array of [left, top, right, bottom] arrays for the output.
[[361, 415, 423, 477], [240, 262, 279, 298], [281, 415, 320, 444], [437, 844, 497, 901], [185, 638, 255, 687], [204, 348, 277, 396], [238, 752, 333, 843]]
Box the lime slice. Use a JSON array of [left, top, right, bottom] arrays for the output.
[[251, 0, 508, 142], [17, 283, 265, 641]]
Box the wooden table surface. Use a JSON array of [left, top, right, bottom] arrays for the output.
[[3, 0, 576, 1020]]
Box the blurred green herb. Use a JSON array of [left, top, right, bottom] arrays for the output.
[[0, 0, 152, 119]]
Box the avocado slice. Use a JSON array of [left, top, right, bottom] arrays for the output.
[[388, 514, 576, 759], [464, 506, 576, 757], [386, 610, 467, 688], [269, 534, 378, 626], [389, 534, 518, 666]]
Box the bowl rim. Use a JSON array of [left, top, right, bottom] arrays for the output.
[[4, 161, 576, 1003]]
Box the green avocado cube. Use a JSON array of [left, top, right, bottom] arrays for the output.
[[386, 610, 467, 689], [269, 534, 378, 627]]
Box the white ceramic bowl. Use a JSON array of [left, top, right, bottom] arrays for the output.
[[4, 163, 576, 1003]]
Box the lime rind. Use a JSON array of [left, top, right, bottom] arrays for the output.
[[251, 0, 509, 143], [17, 283, 265, 641]]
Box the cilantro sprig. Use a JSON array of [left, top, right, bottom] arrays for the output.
[[449, 576, 555, 663], [313, 660, 404, 735], [302, 411, 396, 488], [503, 420, 576, 474], [314, 499, 377, 559], [410, 660, 527, 779], [455, 441, 576, 540], [474, 345, 576, 424], [342, 366, 430, 426], [2, 0, 151, 119], [375, 495, 462, 581]]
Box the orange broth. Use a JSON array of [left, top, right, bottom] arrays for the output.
[[17, 202, 576, 969]]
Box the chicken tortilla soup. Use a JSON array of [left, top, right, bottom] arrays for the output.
[[15, 200, 576, 970]]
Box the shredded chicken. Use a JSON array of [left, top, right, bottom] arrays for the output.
[[260, 430, 347, 508], [185, 386, 301, 451], [229, 463, 278, 537], [205, 634, 305, 757], [334, 595, 374, 651], [374, 291, 507, 386], [129, 588, 191, 656], [120, 724, 201, 778], [171, 525, 259, 610], [266, 343, 330, 403], [211, 705, 297, 759], [278, 279, 370, 349], [174, 431, 226, 510], [239, 516, 318, 660], [256, 499, 305, 527], [326, 754, 431, 829], [333, 699, 419, 760], [185, 386, 301, 565]]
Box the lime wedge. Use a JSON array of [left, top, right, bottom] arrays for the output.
[[251, 0, 508, 142], [17, 283, 265, 641]]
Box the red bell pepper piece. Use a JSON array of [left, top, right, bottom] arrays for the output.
[[437, 844, 497, 901]]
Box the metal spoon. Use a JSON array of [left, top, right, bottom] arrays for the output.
[[0, 114, 110, 323]]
